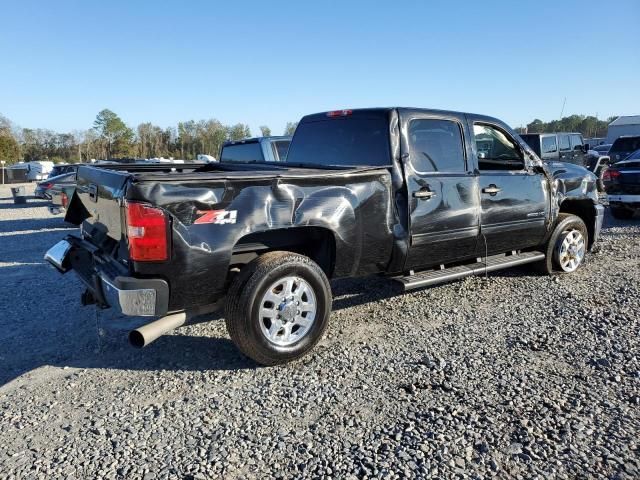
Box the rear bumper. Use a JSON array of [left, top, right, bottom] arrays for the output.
[[44, 237, 169, 317], [607, 194, 640, 205]]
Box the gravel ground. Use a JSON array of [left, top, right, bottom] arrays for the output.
[[0, 183, 638, 479]]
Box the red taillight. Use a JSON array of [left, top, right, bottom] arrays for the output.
[[326, 109, 353, 117], [125, 201, 169, 262], [602, 169, 621, 182], [61, 192, 68, 208], [41, 182, 53, 189]]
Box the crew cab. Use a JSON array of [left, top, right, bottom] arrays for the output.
[[45, 108, 604, 365]]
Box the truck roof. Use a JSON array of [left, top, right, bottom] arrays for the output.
[[299, 107, 507, 126], [519, 132, 583, 137]]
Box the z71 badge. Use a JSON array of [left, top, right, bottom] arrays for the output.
[[194, 209, 238, 225]]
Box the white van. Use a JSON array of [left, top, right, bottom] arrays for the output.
[[10, 161, 54, 181]]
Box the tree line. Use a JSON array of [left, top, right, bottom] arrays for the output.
[[0, 109, 299, 165], [1, 109, 619, 165], [515, 114, 617, 138]]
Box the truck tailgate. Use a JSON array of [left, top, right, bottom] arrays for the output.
[[67, 165, 131, 242]]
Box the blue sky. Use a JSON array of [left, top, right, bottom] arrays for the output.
[[1, 0, 638, 135]]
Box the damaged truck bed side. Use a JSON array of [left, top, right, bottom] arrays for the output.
[[46, 108, 604, 365]]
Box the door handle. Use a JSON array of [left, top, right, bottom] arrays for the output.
[[482, 184, 501, 195], [413, 189, 436, 199]]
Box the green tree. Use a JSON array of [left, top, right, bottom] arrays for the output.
[[284, 121, 298, 136], [93, 109, 134, 158], [227, 123, 251, 141], [0, 135, 20, 163], [259, 125, 271, 137]]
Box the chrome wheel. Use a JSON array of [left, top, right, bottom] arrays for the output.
[[258, 276, 317, 347], [556, 229, 585, 273]]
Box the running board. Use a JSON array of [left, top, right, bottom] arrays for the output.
[[395, 251, 545, 291]]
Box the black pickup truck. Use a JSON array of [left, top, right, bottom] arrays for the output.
[[45, 108, 604, 365]]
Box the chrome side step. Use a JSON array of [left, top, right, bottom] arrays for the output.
[[395, 251, 545, 291]]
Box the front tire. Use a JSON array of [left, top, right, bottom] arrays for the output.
[[538, 214, 588, 274], [225, 251, 332, 366]]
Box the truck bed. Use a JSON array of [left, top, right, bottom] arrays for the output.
[[65, 162, 396, 312]]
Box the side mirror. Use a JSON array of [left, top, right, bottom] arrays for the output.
[[583, 143, 590, 152]]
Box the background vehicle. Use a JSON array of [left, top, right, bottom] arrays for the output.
[[603, 149, 640, 219], [519, 132, 588, 166], [47, 108, 603, 366], [607, 136, 640, 163], [220, 136, 291, 163], [8, 161, 54, 182], [48, 164, 78, 179], [591, 144, 611, 155], [35, 171, 76, 200], [45, 172, 77, 214]]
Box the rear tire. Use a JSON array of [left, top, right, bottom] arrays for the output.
[[537, 214, 588, 275], [610, 207, 634, 220], [225, 251, 332, 366]]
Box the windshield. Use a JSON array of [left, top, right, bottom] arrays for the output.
[[519, 135, 540, 156], [285, 117, 390, 167]]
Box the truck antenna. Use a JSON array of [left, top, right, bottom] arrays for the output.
[[559, 97, 566, 119]]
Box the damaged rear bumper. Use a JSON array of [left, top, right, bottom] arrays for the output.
[[44, 237, 169, 317]]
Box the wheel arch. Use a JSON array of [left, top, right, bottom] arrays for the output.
[[229, 226, 337, 278], [558, 198, 597, 249]]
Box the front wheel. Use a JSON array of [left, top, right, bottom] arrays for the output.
[[538, 214, 589, 274], [225, 251, 332, 366]]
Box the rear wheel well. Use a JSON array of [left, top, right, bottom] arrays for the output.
[[558, 199, 596, 248], [229, 227, 336, 279]]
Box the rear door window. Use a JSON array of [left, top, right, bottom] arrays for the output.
[[541, 136, 557, 154], [408, 119, 466, 173], [559, 135, 571, 151]]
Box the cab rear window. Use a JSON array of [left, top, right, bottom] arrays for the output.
[[286, 117, 390, 167]]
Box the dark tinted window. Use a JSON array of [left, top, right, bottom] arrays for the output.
[[520, 135, 541, 156], [626, 149, 640, 160], [570, 134, 583, 150], [559, 135, 571, 151], [474, 124, 524, 171], [286, 117, 390, 167], [541, 136, 557, 154], [408, 119, 465, 173], [611, 136, 640, 153], [221, 143, 264, 163], [273, 140, 290, 161]]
